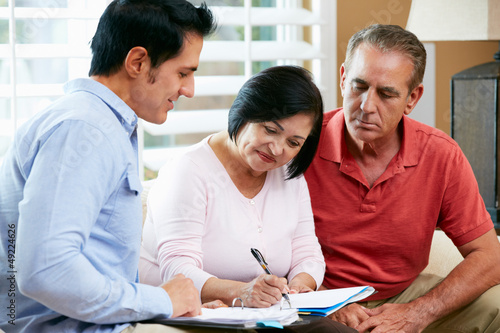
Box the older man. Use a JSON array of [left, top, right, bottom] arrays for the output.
[[305, 24, 500, 332]]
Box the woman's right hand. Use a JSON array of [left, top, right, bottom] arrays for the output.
[[238, 273, 289, 307]]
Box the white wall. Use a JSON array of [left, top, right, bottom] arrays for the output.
[[408, 43, 436, 127]]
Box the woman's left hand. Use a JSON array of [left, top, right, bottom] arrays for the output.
[[288, 272, 316, 293], [202, 299, 228, 309]]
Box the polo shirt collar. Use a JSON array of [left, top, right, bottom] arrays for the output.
[[319, 108, 420, 167], [319, 108, 345, 164], [399, 115, 420, 167]]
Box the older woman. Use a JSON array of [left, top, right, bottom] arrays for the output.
[[139, 66, 355, 332]]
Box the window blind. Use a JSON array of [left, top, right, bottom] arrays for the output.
[[0, 0, 337, 179]]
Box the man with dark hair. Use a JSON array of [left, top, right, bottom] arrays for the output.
[[305, 24, 500, 332], [0, 1, 216, 332]]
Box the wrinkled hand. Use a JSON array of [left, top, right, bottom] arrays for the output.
[[329, 303, 370, 328], [160, 274, 201, 318], [239, 274, 288, 308], [202, 299, 228, 309], [288, 273, 316, 294], [355, 303, 428, 333]]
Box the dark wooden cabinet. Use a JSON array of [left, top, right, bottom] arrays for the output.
[[451, 60, 500, 229]]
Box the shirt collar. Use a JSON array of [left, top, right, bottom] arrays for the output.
[[63, 78, 138, 136], [319, 108, 346, 164], [399, 115, 420, 167], [319, 108, 419, 167]]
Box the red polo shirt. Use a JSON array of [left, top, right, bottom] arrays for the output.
[[305, 108, 493, 300]]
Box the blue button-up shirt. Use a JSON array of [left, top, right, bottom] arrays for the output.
[[0, 79, 172, 333]]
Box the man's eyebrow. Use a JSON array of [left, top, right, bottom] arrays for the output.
[[351, 77, 401, 97], [272, 120, 284, 131], [351, 78, 368, 85], [379, 86, 400, 97]]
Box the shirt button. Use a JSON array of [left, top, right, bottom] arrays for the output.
[[249, 200, 255, 205], [257, 227, 263, 233]]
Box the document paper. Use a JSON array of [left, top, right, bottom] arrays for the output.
[[291, 286, 376, 316], [157, 306, 299, 328], [156, 286, 374, 327]]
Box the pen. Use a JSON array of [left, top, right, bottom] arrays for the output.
[[250, 248, 291, 306]]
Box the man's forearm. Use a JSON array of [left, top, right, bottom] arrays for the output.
[[408, 230, 500, 325]]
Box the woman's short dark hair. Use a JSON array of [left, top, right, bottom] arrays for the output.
[[228, 65, 324, 180], [89, 0, 216, 76]]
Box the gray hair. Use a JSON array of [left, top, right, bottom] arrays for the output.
[[344, 24, 426, 94]]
